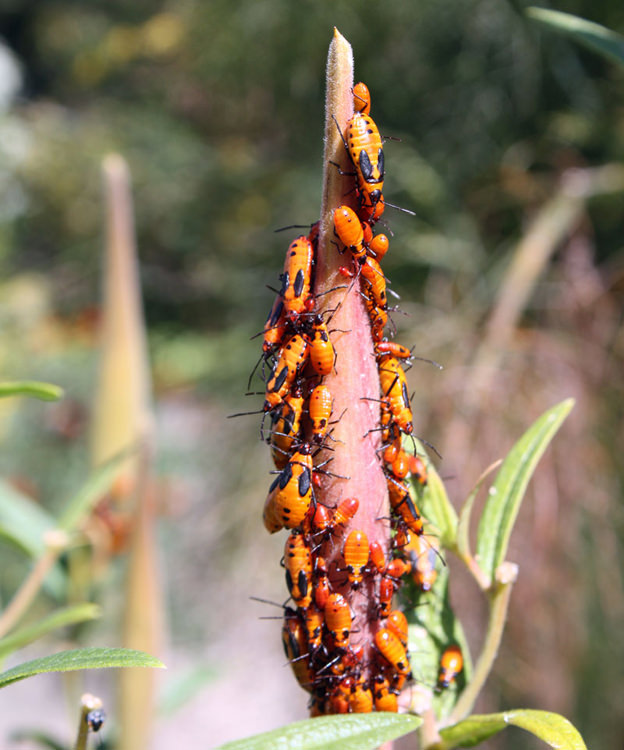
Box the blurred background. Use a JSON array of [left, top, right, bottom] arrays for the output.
[[0, 0, 623, 748]]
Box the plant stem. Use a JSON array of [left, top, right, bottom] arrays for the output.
[[446, 563, 518, 726], [0, 530, 67, 639], [73, 693, 103, 750], [315, 28, 390, 674]]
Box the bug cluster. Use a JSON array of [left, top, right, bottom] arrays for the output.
[[248, 81, 462, 715]]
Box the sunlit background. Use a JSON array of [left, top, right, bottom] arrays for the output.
[[0, 1, 623, 748]]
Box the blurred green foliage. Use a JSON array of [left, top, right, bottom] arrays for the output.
[[0, 1, 623, 748]]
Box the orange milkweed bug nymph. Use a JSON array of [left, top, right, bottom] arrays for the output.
[[342, 529, 370, 590], [333, 205, 367, 265], [270, 385, 305, 469], [313, 555, 332, 610], [304, 603, 324, 651], [387, 475, 424, 536], [409, 453, 428, 486], [378, 355, 413, 434], [307, 315, 336, 376], [280, 235, 314, 318], [264, 333, 309, 411], [438, 644, 463, 689], [386, 609, 409, 649], [375, 627, 412, 679], [360, 257, 388, 311], [324, 592, 352, 650], [282, 614, 315, 692], [349, 678, 374, 713], [373, 675, 398, 712], [345, 110, 385, 211], [308, 384, 333, 444], [266, 445, 314, 530], [378, 575, 394, 618], [375, 340, 412, 360], [368, 232, 389, 261], [404, 533, 439, 591], [284, 532, 313, 609], [353, 81, 371, 115]]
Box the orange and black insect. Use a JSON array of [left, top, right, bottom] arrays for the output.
[[368, 232, 389, 261], [327, 676, 352, 714], [324, 592, 352, 650], [353, 81, 371, 115], [349, 678, 374, 713], [375, 627, 412, 678], [375, 341, 412, 360], [333, 205, 367, 265], [345, 110, 385, 211], [388, 476, 424, 536], [385, 557, 412, 582], [438, 644, 463, 689], [409, 454, 428, 486], [342, 529, 370, 589], [282, 613, 314, 692], [280, 235, 314, 318], [330, 496, 360, 532], [283, 532, 313, 609], [313, 555, 331, 610], [404, 533, 439, 591], [304, 603, 324, 651], [386, 609, 409, 649], [270, 386, 305, 468], [378, 575, 394, 618], [369, 540, 387, 575], [266, 445, 314, 530], [264, 333, 309, 411], [360, 257, 388, 311], [378, 355, 413, 434], [308, 384, 333, 444], [373, 675, 398, 712], [307, 316, 336, 376]]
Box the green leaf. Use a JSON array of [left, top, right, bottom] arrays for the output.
[[0, 647, 165, 688], [411, 446, 457, 548], [402, 560, 472, 721], [56, 449, 130, 533], [440, 709, 587, 750], [214, 713, 421, 750], [0, 479, 65, 598], [0, 381, 64, 402], [476, 399, 574, 583], [456, 460, 502, 564], [527, 7, 624, 68], [0, 604, 101, 660]]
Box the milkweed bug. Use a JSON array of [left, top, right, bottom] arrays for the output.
[[282, 614, 315, 692], [264, 333, 309, 411], [349, 678, 374, 713], [280, 235, 314, 318], [307, 315, 335, 376], [342, 529, 370, 590], [438, 644, 463, 689], [386, 610, 409, 648], [378, 355, 413, 434], [404, 533, 439, 591], [270, 386, 305, 468], [284, 532, 313, 609], [373, 675, 398, 712], [267, 446, 314, 530], [375, 628, 412, 678], [324, 592, 352, 650], [353, 81, 371, 115], [309, 384, 333, 444], [333, 205, 367, 265]]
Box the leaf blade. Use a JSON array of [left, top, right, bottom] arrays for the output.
[[215, 714, 421, 750], [527, 7, 624, 68], [0, 604, 101, 660], [440, 709, 587, 750], [0, 381, 64, 402], [0, 647, 164, 688], [476, 399, 573, 582]]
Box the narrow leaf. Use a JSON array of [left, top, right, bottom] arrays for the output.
[[527, 7, 624, 68], [456, 461, 501, 561], [0, 647, 164, 688], [215, 714, 421, 750], [413, 447, 458, 548], [476, 399, 573, 583], [0, 604, 101, 659], [0, 381, 64, 402], [440, 709, 587, 750]]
